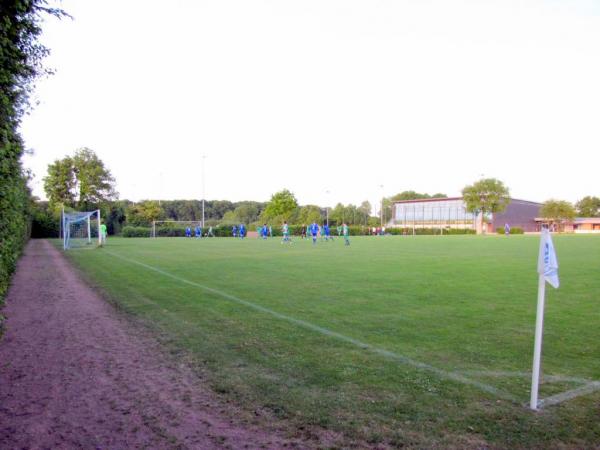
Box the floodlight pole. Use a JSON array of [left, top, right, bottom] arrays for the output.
[[326, 189, 330, 226], [201, 155, 206, 228], [379, 184, 384, 227]]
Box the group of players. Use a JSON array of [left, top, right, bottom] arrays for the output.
[[184, 225, 214, 238], [275, 221, 350, 246], [184, 221, 350, 245]]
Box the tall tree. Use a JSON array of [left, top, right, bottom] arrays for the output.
[[126, 200, 164, 226], [462, 178, 510, 232], [297, 205, 322, 225], [44, 148, 117, 209], [575, 196, 600, 217], [43, 156, 76, 207], [540, 200, 576, 231], [262, 189, 298, 222]]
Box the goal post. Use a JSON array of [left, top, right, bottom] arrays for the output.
[[62, 209, 101, 250], [152, 220, 204, 238]]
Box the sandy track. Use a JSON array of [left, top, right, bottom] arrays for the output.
[[0, 240, 304, 449]]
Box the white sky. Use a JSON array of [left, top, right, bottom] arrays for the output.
[[20, 0, 600, 210]]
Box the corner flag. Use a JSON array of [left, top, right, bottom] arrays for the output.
[[537, 228, 559, 288], [530, 228, 560, 410]]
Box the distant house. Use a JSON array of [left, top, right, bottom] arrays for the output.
[[535, 217, 600, 233], [392, 197, 542, 234]]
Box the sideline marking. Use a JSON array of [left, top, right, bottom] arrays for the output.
[[539, 382, 600, 408], [461, 370, 592, 385], [105, 250, 519, 401]]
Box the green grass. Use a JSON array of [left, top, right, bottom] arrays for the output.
[[61, 235, 600, 448]]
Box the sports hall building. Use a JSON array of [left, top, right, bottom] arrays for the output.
[[391, 197, 542, 234]]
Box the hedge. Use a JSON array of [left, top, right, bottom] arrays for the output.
[[122, 226, 151, 237], [496, 227, 524, 235]]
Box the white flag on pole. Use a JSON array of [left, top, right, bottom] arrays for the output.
[[537, 228, 559, 289]]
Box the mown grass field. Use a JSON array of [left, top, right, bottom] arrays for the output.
[[61, 234, 600, 448]]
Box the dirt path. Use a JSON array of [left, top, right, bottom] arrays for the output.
[[0, 240, 306, 449]]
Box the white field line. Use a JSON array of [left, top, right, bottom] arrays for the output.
[[461, 371, 592, 385], [539, 381, 600, 408], [105, 250, 517, 402]]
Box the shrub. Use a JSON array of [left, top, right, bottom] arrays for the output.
[[496, 227, 524, 235], [386, 228, 476, 235], [122, 226, 151, 237]]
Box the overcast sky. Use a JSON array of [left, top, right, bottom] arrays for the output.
[[20, 0, 600, 210]]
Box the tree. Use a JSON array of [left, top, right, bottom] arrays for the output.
[[43, 156, 76, 207], [126, 200, 164, 226], [461, 178, 510, 233], [390, 191, 446, 202], [575, 196, 600, 217], [540, 200, 576, 231], [233, 203, 260, 224], [262, 189, 298, 221], [44, 148, 117, 209], [297, 205, 322, 225]]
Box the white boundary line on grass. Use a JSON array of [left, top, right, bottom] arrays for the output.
[[539, 381, 600, 408], [105, 250, 517, 402]]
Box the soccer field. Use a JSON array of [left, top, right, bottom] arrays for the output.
[[63, 235, 600, 448]]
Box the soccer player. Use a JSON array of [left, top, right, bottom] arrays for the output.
[[232, 225, 237, 238], [195, 225, 202, 238], [323, 223, 332, 241], [185, 226, 192, 238], [239, 223, 246, 239], [281, 221, 291, 243], [301, 224, 307, 239], [99, 222, 107, 246], [504, 223, 511, 236], [207, 226, 214, 237], [261, 224, 268, 240], [342, 222, 350, 246], [309, 222, 319, 244]]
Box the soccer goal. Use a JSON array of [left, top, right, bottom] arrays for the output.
[[152, 220, 204, 238], [62, 209, 101, 250]]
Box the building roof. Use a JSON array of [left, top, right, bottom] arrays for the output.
[[393, 197, 541, 206], [535, 217, 600, 223], [575, 217, 600, 224], [392, 197, 462, 204]]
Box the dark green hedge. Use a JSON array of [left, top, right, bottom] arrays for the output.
[[1, 1, 61, 307], [496, 227, 524, 235], [122, 226, 151, 237], [386, 228, 476, 235]]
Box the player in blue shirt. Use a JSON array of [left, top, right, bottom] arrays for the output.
[[232, 225, 237, 238], [262, 224, 268, 239], [309, 222, 319, 244], [185, 226, 192, 238], [239, 223, 246, 239], [195, 225, 202, 238], [323, 223, 332, 241]]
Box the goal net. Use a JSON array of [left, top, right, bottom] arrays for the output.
[[152, 220, 204, 238], [63, 210, 101, 250]]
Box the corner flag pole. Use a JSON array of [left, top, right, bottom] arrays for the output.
[[530, 228, 559, 410], [530, 273, 546, 410]]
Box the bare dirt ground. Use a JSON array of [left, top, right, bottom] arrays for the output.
[[0, 240, 317, 449]]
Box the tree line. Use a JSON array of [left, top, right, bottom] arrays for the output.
[[36, 148, 599, 237]]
